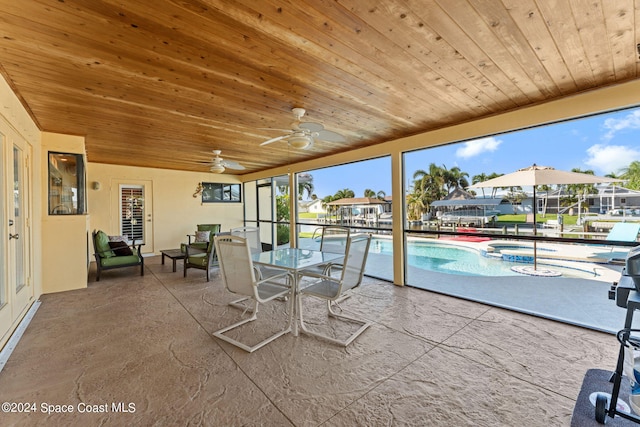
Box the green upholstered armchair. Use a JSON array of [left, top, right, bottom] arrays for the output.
[[92, 230, 144, 281], [181, 224, 221, 253], [184, 231, 229, 282]]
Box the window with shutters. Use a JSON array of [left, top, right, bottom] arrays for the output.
[[120, 185, 144, 243]]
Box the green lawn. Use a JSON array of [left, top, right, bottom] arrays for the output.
[[298, 212, 317, 219], [496, 213, 579, 226]]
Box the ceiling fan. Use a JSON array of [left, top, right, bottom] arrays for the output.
[[206, 150, 245, 173], [259, 107, 345, 149]]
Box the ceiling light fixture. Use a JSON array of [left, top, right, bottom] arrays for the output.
[[210, 163, 225, 174], [288, 134, 311, 149]]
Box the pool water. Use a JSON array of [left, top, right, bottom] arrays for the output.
[[368, 238, 596, 278]]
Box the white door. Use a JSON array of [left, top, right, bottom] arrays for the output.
[[111, 180, 154, 254], [0, 133, 33, 346]]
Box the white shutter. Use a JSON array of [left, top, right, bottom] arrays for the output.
[[120, 185, 144, 243]]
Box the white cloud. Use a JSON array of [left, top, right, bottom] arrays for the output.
[[456, 137, 502, 159], [584, 144, 640, 174], [602, 109, 640, 141]]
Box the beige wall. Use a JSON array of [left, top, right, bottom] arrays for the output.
[[40, 132, 89, 294], [87, 163, 244, 255]]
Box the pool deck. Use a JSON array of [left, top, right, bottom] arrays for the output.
[[364, 237, 633, 333], [301, 234, 634, 332]]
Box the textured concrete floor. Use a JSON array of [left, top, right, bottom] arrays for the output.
[[0, 255, 622, 426]]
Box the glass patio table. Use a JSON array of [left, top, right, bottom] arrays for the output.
[[252, 248, 344, 336]]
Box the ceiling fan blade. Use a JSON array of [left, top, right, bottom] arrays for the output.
[[260, 135, 289, 146], [222, 160, 245, 170], [257, 127, 292, 133], [299, 122, 324, 132], [315, 129, 345, 142]]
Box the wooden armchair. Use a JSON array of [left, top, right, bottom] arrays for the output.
[[181, 224, 221, 253], [184, 231, 229, 281], [92, 230, 144, 281]]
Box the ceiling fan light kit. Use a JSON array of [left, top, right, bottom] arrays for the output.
[[210, 164, 226, 174], [259, 107, 345, 149], [206, 149, 245, 174], [288, 135, 311, 149]]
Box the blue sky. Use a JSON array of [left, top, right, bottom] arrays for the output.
[[305, 106, 640, 200]]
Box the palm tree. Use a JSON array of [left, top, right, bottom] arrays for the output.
[[472, 173, 489, 197], [364, 189, 386, 199], [443, 165, 469, 192], [416, 163, 447, 199], [621, 161, 640, 190], [487, 172, 505, 198], [321, 194, 337, 221], [333, 188, 355, 199], [406, 192, 425, 221], [297, 173, 314, 200], [565, 168, 596, 206], [409, 163, 447, 218]]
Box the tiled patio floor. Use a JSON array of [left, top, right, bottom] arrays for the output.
[[0, 255, 624, 426]]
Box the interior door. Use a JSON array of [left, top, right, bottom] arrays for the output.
[[0, 133, 33, 346], [111, 180, 154, 254]]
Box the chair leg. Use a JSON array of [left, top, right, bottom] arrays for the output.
[[298, 294, 371, 347], [229, 297, 252, 312], [213, 299, 291, 353]]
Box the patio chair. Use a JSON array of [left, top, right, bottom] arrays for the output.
[[229, 225, 286, 309], [181, 224, 221, 253], [183, 231, 229, 282], [300, 225, 350, 276], [606, 222, 640, 243], [605, 222, 640, 261], [92, 230, 144, 281], [297, 234, 372, 347], [213, 234, 292, 353], [231, 226, 282, 279], [230, 226, 262, 253]]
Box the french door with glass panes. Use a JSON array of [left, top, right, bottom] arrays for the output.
[[0, 133, 33, 346]]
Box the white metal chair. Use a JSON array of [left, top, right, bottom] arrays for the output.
[[231, 225, 283, 280], [297, 234, 372, 346], [301, 225, 350, 276], [230, 226, 262, 253], [213, 235, 292, 353]]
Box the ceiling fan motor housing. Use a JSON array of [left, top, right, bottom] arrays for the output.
[[291, 107, 306, 120]]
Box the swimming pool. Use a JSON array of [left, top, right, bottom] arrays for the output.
[[368, 238, 598, 279]]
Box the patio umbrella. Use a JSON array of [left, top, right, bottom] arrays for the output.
[[470, 164, 620, 271]]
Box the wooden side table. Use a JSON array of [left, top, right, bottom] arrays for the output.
[[160, 249, 186, 272]]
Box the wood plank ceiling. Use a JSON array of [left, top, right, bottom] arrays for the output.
[[0, 0, 638, 174]]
